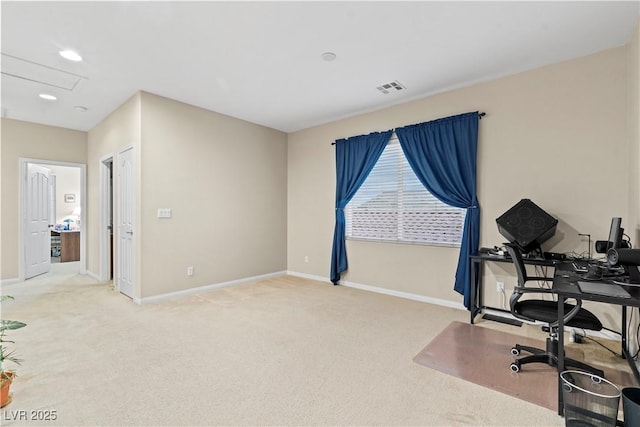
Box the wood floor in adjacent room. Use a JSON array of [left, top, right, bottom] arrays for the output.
[[2, 264, 611, 426]]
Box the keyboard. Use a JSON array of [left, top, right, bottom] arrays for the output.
[[570, 260, 589, 272], [555, 259, 590, 278]]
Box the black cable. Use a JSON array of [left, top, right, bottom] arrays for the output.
[[581, 335, 622, 358], [601, 326, 622, 336], [577, 327, 623, 358], [624, 307, 640, 360], [534, 265, 554, 301], [633, 308, 640, 360], [565, 251, 591, 261]]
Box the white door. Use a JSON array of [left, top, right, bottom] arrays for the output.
[[25, 164, 52, 279], [117, 147, 135, 298]]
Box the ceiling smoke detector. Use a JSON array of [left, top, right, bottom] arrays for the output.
[[377, 80, 405, 94]]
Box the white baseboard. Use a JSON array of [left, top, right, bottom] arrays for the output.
[[1, 278, 21, 286], [285, 271, 329, 283], [286, 270, 466, 311], [134, 270, 288, 304], [341, 279, 466, 311], [85, 270, 101, 281]]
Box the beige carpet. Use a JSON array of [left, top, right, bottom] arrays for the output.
[[1, 264, 567, 426], [413, 321, 635, 412]]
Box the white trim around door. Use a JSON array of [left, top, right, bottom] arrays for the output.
[[18, 158, 87, 281]]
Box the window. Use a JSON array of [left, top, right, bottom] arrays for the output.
[[345, 139, 465, 246]]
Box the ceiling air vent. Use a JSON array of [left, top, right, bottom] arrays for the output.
[[1, 53, 86, 90], [376, 80, 405, 94]]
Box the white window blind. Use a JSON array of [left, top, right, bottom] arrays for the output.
[[345, 139, 465, 246]]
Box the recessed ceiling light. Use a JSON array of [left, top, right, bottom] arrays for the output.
[[74, 106, 88, 112], [39, 93, 57, 100], [59, 50, 82, 62], [321, 52, 337, 62]]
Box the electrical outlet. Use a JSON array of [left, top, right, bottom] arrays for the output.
[[187, 266, 194, 276], [496, 281, 504, 292], [304, 255, 309, 263]]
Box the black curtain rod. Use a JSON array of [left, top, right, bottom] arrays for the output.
[[331, 111, 486, 145]]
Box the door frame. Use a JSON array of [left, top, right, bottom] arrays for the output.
[[18, 157, 87, 281], [99, 153, 114, 282]]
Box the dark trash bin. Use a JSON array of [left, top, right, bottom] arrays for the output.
[[622, 387, 640, 427]]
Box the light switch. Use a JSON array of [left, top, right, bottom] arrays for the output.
[[157, 208, 172, 219]]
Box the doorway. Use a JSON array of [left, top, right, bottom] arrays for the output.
[[19, 158, 86, 281], [100, 147, 135, 299], [99, 155, 114, 282], [48, 164, 82, 264]]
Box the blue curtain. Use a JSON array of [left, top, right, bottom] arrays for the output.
[[395, 112, 480, 309], [330, 130, 393, 284]]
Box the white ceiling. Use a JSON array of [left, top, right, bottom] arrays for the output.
[[1, 1, 639, 133]]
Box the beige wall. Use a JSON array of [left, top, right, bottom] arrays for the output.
[[48, 165, 81, 225], [0, 119, 87, 279], [3, 19, 638, 319], [287, 47, 630, 326], [624, 17, 640, 356], [629, 20, 640, 246], [137, 92, 287, 298]]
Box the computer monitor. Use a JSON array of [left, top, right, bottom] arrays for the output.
[[607, 217, 624, 250]]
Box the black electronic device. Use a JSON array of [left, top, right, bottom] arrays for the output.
[[607, 247, 640, 284], [595, 240, 610, 253], [607, 217, 623, 250], [543, 251, 566, 261], [581, 264, 604, 281], [595, 218, 627, 254], [607, 248, 640, 267], [479, 246, 504, 256], [596, 239, 630, 253], [496, 199, 557, 256]]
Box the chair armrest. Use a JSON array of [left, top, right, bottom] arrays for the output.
[[550, 298, 582, 328], [516, 287, 555, 295]]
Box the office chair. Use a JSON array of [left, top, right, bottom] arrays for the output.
[[504, 243, 604, 377]]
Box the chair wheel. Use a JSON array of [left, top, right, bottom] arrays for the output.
[[511, 347, 520, 356], [510, 362, 520, 373], [591, 375, 602, 384]]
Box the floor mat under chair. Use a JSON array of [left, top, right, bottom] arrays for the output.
[[413, 321, 635, 411]]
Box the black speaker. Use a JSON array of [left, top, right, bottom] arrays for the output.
[[607, 248, 640, 266], [496, 199, 558, 252]]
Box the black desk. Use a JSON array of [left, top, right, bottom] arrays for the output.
[[469, 253, 555, 323], [554, 264, 640, 415]]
